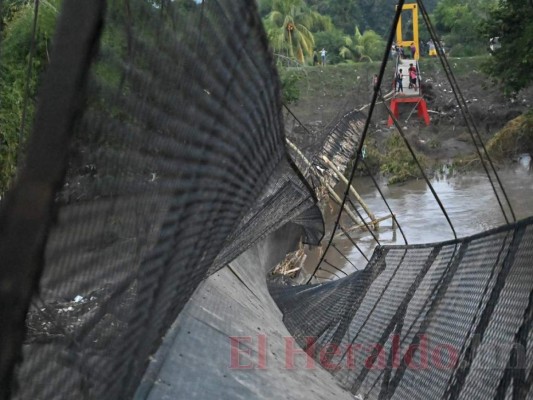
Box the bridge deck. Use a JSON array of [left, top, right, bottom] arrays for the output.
[[395, 57, 421, 97]]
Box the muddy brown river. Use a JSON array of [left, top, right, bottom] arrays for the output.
[[304, 160, 533, 280]]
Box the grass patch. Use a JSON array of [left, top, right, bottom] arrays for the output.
[[0, 0, 60, 197], [380, 131, 428, 185], [486, 110, 533, 161], [287, 62, 381, 96], [418, 56, 488, 75], [346, 132, 428, 185]]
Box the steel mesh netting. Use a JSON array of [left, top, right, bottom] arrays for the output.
[[2, 1, 533, 400], [211, 158, 322, 272], [311, 109, 366, 187], [271, 217, 533, 399], [286, 109, 366, 189], [0, 1, 321, 399]]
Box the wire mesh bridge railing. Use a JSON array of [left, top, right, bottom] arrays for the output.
[[0, 1, 531, 400]]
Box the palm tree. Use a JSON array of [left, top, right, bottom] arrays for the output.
[[339, 27, 385, 62], [263, 0, 331, 64]]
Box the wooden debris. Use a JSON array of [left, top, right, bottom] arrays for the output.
[[272, 243, 306, 277]]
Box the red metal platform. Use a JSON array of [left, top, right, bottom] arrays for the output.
[[387, 96, 430, 126]]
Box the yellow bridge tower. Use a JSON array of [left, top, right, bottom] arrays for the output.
[[388, 2, 430, 126]]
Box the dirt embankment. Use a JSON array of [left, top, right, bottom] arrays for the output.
[[284, 57, 533, 174]]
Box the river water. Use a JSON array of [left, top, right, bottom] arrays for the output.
[[304, 159, 533, 280]]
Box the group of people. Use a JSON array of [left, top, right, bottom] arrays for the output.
[[373, 61, 418, 94], [395, 63, 418, 93], [392, 41, 447, 58], [313, 48, 327, 66], [391, 43, 417, 60]]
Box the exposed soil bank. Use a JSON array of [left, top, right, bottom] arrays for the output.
[[284, 57, 533, 175]]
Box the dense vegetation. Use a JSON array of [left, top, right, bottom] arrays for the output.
[[480, 0, 533, 95], [260, 0, 533, 130], [259, 0, 496, 64], [0, 0, 60, 196], [260, 0, 533, 94]]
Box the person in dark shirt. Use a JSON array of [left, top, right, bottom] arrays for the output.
[[396, 69, 403, 93]]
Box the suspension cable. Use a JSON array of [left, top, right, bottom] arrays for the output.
[[417, 0, 516, 223], [347, 197, 381, 245], [380, 91, 457, 240], [339, 225, 370, 262], [307, 0, 407, 284], [284, 98, 406, 248], [361, 158, 408, 245], [322, 259, 348, 276], [285, 100, 405, 275], [332, 244, 359, 271]]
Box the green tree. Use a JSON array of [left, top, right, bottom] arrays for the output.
[[0, 0, 60, 195], [481, 0, 533, 95], [263, 0, 331, 64], [313, 29, 345, 64], [264, 0, 441, 38], [306, 0, 363, 34], [1, 0, 29, 31], [339, 27, 385, 62], [257, 0, 273, 18], [279, 68, 301, 103], [433, 0, 496, 56]]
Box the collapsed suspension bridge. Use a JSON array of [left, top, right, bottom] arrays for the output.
[[0, 1, 531, 400]]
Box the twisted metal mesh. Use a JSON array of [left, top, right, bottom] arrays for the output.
[[0, 1, 319, 398], [272, 218, 533, 399], [1, 2, 532, 400]]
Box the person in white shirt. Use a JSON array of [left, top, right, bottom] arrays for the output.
[[320, 48, 327, 66]]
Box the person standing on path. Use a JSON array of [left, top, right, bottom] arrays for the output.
[[396, 69, 404, 93], [372, 74, 379, 94], [320, 48, 327, 66], [408, 63, 417, 89], [399, 47, 405, 59], [409, 67, 418, 91]]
